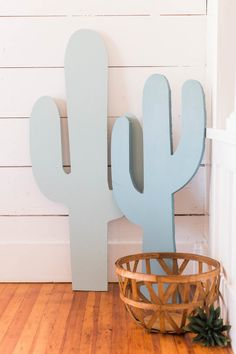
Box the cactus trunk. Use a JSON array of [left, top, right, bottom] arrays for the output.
[[142, 194, 175, 253], [69, 208, 108, 290]]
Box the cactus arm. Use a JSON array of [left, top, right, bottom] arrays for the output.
[[108, 116, 143, 221], [65, 30, 107, 173], [142, 74, 173, 189], [30, 96, 69, 203], [171, 80, 206, 193], [129, 116, 144, 193], [108, 113, 142, 221], [111, 116, 144, 226]]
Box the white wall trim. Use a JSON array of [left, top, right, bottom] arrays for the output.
[[207, 128, 236, 145], [0, 237, 207, 283]]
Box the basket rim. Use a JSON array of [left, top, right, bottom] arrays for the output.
[[115, 252, 221, 283]]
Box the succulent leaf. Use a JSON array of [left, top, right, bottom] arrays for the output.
[[221, 325, 231, 332], [214, 306, 221, 320], [192, 334, 204, 343], [191, 317, 207, 327], [214, 318, 223, 328], [186, 305, 231, 347], [196, 307, 207, 321]]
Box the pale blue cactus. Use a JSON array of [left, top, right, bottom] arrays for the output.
[[111, 74, 205, 255], [30, 30, 121, 291]]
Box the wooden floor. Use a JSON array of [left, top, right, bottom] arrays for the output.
[[0, 283, 233, 354]]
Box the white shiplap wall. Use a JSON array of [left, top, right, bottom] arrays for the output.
[[0, 1, 207, 282], [207, 133, 236, 351], [207, 0, 236, 350]]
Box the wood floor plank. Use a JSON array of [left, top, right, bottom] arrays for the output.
[[124, 299, 155, 354], [111, 283, 129, 354], [0, 284, 18, 317], [126, 309, 155, 354], [0, 284, 29, 344], [128, 328, 154, 354], [60, 291, 88, 353], [45, 284, 74, 353], [29, 284, 65, 354], [94, 284, 113, 354], [159, 333, 178, 353], [174, 334, 195, 354], [0, 284, 7, 297], [151, 332, 162, 353], [12, 284, 54, 354], [0, 283, 232, 354], [0, 284, 41, 354], [142, 332, 156, 354], [78, 292, 101, 354]]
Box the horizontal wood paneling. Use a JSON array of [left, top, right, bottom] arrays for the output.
[[156, 0, 206, 15], [109, 215, 205, 243], [0, 2, 207, 284], [0, 115, 206, 216], [0, 167, 205, 215], [0, 240, 207, 282], [0, 1, 206, 16], [0, 167, 68, 215], [0, 215, 204, 244], [0, 215, 205, 281], [0, 119, 30, 166], [0, 16, 206, 67], [0, 67, 205, 118], [0, 243, 71, 282], [0, 216, 70, 244], [0, 0, 152, 16], [175, 167, 205, 214], [0, 117, 208, 168]]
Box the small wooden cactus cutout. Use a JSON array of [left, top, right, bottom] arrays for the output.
[[30, 30, 121, 291], [111, 74, 205, 254]]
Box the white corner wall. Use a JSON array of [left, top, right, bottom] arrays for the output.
[[207, 0, 236, 350], [0, 0, 208, 282]]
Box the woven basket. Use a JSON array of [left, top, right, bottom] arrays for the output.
[[115, 252, 220, 333]]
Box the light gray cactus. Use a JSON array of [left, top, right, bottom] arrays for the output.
[[30, 30, 121, 291], [111, 74, 205, 254]]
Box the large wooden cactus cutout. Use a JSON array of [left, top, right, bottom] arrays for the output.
[[111, 74, 205, 253], [30, 30, 121, 291]]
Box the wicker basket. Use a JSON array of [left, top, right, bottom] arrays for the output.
[[115, 252, 221, 333]]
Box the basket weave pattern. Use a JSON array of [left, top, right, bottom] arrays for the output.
[[115, 252, 221, 333]]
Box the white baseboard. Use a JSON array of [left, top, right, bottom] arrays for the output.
[[0, 238, 207, 283], [0, 215, 206, 282]]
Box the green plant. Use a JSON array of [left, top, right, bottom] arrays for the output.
[[184, 305, 231, 347]]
